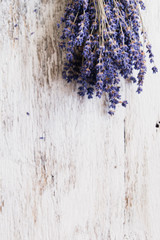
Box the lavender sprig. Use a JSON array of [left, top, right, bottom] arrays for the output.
[[58, 0, 158, 115]]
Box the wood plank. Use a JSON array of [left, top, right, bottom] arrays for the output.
[[0, 0, 160, 239]]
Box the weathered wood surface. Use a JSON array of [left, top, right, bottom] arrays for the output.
[[0, 0, 160, 239]]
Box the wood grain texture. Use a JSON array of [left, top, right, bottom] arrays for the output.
[[0, 0, 160, 239]]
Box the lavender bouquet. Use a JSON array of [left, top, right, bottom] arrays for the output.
[[58, 0, 158, 115]]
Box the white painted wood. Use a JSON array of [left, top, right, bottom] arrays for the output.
[[0, 0, 160, 239]]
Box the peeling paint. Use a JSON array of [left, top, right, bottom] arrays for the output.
[[0, 0, 160, 239]]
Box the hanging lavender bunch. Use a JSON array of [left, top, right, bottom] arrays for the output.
[[58, 0, 158, 115]]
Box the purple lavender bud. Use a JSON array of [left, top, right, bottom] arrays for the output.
[[136, 86, 143, 94], [108, 110, 114, 116], [130, 77, 137, 83], [122, 101, 128, 107], [152, 66, 158, 73]]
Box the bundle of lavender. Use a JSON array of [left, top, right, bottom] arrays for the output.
[[58, 0, 158, 115]]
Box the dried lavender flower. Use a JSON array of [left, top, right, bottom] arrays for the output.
[[58, 0, 158, 115]]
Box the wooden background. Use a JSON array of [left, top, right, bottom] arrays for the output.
[[0, 0, 160, 239]]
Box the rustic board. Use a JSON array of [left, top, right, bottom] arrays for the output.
[[0, 0, 160, 239]]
